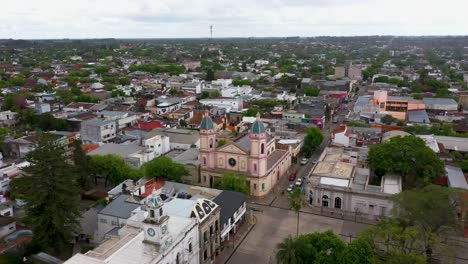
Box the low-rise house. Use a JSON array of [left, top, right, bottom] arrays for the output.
[[95, 194, 141, 242], [446, 165, 468, 190], [0, 111, 17, 127], [199, 98, 243, 112], [332, 126, 381, 147], [212, 191, 247, 243], [181, 82, 204, 94], [0, 216, 16, 238], [88, 142, 159, 168], [423, 98, 458, 113], [146, 128, 200, 150]]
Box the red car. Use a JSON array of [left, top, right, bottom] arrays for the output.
[[289, 172, 297, 181]]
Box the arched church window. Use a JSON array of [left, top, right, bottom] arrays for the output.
[[335, 197, 342, 209], [261, 143, 265, 154], [209, 138, 213, 148]]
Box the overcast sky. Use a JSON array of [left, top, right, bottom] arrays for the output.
[[1, 0, 467, 39]]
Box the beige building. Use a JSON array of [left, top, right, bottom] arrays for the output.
[[306, 147, 402, 220]]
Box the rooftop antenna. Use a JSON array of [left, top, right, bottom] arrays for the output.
[[210, 25, 213, 39]]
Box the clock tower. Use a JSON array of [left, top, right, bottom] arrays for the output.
[[143, 189, 169, 246]]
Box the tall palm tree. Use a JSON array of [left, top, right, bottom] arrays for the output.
[[289, 188, 302, 238], [276, 236, 299, 264]]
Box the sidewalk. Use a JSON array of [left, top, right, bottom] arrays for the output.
[[214, 217, 256, 264]]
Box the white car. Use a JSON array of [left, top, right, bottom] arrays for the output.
[[300, 158, 308, 165], [287, 184, 294, 192], [295, 178, 303, 187]]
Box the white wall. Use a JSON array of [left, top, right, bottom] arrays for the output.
[[0, 221, 15, 238]]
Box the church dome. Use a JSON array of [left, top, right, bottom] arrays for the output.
[[200, 112, 214, 130], [251, 112, 266, 134]]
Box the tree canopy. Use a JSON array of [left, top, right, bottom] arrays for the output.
[[359, 185, 460, 262], [303, 87, 320, 97], [213, 173, 250, 195], [276, 230, 374, 264], [10, 134, 81, 250], [143, 156, 189, 182], [92, 154, 142, 186], [367, 135, 444, 183], [302, 127, 324, 157]]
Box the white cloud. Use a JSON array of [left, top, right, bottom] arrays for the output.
[[1, 0, 467, 38]]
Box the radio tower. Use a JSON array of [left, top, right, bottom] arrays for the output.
[[210, 25, 213, 39]]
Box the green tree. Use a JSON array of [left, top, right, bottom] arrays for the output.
[[206, 68, 215, 81], [412, 93, 423, 100], [210, 90, 221, 98], [296, 230, 347, 264], [169, 88, 178, 96], [143, 156, 189, 182], [341, 239, 374, 264], [10, 134, 81, 251], [92, 154, 141, 186], [72, 140, 96, 189], [289, 188, 302, 238], [241, 62, 247, 72], [380, 114, 397, 125], [346, 121, 368, 128], [0, 127, 11, 142], [303, 87, 320, 97], [243, 108, 264, 117], [118, 77, 131, 85], [276, 236, 302, 264], [217, 139, 227, 147], [302, 127, 324, 157], [37, 113, 69, 131], [368, 135, 444, 183], [213, 173, 250, 195]]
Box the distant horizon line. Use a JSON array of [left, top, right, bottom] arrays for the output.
[[2, 34, 468, 41]]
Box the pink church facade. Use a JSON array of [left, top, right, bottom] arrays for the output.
[[199, 113, 292, 197]]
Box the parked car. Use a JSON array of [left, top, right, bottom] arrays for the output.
[[295, 178, 303, 187], [300, 158, 308, 165], [287, 184, 294, 192], [289, 172, 297, 181], [312, 159, 318, 164]]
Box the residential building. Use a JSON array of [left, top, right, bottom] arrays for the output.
[[181, 82, 203, 94], [88, 143, 158, 168], [146, 128, 200, 150], [221, 85, 252, 98], [199, 113, 292, 197], [0, 110, 17, 127], [332, 126, 381, 147], [80, 119, 117, 144], [0, 216, 16, 238], [199, 98, 243, 112], [143, 134, 171, 157], [95, 194, 141, 242], [212, 191, 247, 242], [423, 98, 458, 113]]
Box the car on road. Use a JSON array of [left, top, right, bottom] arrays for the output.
[[289, 172, 297, 181], [287, 184, 294, 192], [295, 178, 303, 187], [300, 158, 308, 165]]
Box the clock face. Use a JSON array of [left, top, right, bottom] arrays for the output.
[[162, 225, 167, 235], [147, 228, 156, 237], [228, 158, 236, 167]]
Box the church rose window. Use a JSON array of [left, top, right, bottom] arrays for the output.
[[228, 158, 236, 167]]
